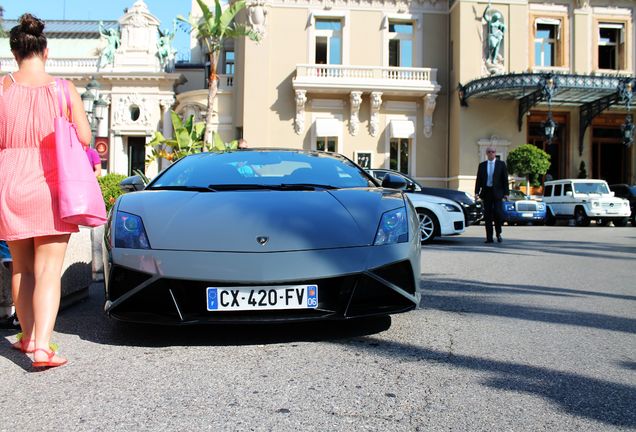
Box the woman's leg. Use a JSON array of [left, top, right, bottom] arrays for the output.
[[7, 239, 36, 350], [32, 234, 70, 364]]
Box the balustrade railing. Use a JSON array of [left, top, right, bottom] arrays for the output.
[[296, 64, 437, 83], [0, 57, 99, 72]]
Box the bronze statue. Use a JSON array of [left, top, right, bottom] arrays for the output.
[[483, 4, 505, 65]]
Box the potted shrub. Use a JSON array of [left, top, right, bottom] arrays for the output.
[[506, 144, 551, 196]]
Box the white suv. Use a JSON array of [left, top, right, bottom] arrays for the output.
[[543, 179, 631, 226]]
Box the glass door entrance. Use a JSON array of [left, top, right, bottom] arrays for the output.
[[591, 114, 632, 185], [591, 127, 628, 185], [527, 112, 568, 180]]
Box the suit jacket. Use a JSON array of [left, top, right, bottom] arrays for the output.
[[475, 159, 509, 200]]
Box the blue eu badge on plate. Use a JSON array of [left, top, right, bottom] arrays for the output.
[[207, 288, 218, 310]]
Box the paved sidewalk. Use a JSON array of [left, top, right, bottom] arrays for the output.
[[1, 225, 634, 431]]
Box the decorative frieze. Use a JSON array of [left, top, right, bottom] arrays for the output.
[[349, 91, 362, 136], [159, 97, 176, 112], [477, 136, 511, 161], [113, 93, 153, 128], [369, 91, 383, 137], [294, 90, 308, 134]]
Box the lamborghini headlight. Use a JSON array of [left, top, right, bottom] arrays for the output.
[[114, 211, 151, 249], [374, 207, 408, 245]]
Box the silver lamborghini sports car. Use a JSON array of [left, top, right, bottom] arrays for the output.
[[103, 150, 421, 324]]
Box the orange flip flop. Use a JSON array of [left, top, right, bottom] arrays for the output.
[[32, 348, 68, 369], [11, 333, 34, 353]]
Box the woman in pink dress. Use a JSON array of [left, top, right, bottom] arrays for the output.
[[0, 14, 91, 368]]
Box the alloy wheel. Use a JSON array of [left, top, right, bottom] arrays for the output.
[[575, 207, 590, 227], [417, 210, 437, 243]]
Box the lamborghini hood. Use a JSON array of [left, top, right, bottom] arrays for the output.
[[114, 188, 405, 252]]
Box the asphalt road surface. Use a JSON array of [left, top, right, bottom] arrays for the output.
[[1, 225, 635, 431]]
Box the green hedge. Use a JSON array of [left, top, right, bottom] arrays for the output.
[[98, 173, 127, 212]]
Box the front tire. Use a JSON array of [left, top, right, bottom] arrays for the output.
[[575, 207, 590, 227], [545, 208, 556, 226], [417, 209, 438, 244], [614, 217, 628, 227]]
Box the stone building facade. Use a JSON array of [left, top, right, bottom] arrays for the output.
[[179, 0, 635, 192]]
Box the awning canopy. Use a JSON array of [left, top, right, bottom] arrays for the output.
[[389, 120, 415, 138], [458, 73, 634, 107], [457, 72, 635, 155], [314, 118, 341, 137]]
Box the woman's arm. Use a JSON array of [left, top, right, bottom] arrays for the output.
[[66, 81, 92, 146]]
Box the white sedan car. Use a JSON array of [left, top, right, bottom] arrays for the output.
[[405, 192, 465, 243]]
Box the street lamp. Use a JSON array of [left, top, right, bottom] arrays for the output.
[[620, 80, 634, 147], [622, 114, 634, 147], [541, 75, 557, 147], [81, 77, 107, 147], [543, 112, 557, 145]]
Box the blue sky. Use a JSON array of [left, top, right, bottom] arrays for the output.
[[2, 0, 192, 60]]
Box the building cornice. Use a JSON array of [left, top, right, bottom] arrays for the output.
[[266, 0, 448, 13]]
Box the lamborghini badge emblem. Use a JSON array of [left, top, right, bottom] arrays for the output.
[[257, 236, 269, 245]]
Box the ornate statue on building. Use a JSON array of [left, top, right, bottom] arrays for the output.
[[98, 21, 120, 68], [294, 90, 307, 135], [369, 92, 382, 137], [349, 91, 362, 136], [157, 20, 177, 72], [482, 4, 505, 74]]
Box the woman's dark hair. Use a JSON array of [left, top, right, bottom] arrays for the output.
[[9, 13, 47, 61]]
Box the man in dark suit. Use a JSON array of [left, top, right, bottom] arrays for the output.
[[475, 147, 509, 243]]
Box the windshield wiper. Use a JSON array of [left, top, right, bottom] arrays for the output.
[[207, 184, 275, 191], [207, 183, 338, 191], [147, 185, 217, 192], [279, 183, 337, 190]]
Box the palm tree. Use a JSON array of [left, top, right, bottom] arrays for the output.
[[178, 0, 260, 144], [0, 6, 6, 38]]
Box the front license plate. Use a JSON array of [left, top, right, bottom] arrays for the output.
[[206, 285, 318, 311], [522, 212, 533, 217]]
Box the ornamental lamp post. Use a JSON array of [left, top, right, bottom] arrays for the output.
[[622, 114, 634, 147], [80, 77, 106, 148], [621, 80, 634, 148], [543, 112, 557, 146]]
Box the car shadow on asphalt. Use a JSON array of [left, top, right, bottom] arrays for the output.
[[334, 336, 636, 428], [420, 278, 636, 335], [0, 283, 393, 350], [427, 235, 636, 260]]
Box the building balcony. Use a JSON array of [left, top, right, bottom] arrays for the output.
[[293, 64, 440, 96], [0, 57, 99, 73]]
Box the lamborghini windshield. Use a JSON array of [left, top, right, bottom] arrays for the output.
[[147, 150, 376, 190]]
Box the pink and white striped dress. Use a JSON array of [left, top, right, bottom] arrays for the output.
[[0, 74, 78, 240]]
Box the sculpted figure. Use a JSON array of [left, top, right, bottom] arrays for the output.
[[482, 5, 505, 64], [157, 20, 177, 71], [99, 21, 120, 67]]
